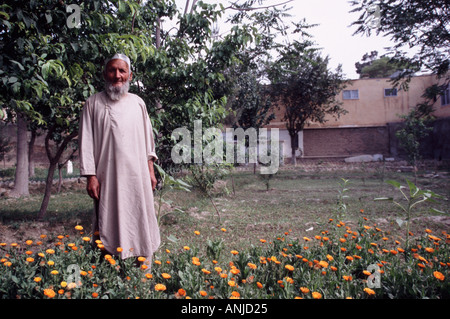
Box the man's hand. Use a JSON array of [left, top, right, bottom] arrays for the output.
[[148, 159, 157, 190], [86, 175, 100, 200]]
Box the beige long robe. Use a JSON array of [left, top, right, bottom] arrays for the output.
[[79, 91, 160, 259]]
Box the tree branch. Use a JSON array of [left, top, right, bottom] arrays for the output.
[[225, 0, 294, 12]]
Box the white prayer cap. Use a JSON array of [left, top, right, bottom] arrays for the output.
[[105, 53, 131, 71]]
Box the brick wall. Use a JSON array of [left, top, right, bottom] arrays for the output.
[[303, 126, 390, 157]]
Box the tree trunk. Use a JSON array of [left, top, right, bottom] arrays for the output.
[[38, 161, 57, 219], [37, 128, 77, 220], [28, 130, 36, 177], [290, 132, 297, 166], [12, 115, 29, 197]]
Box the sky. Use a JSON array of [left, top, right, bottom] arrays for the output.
[[174, 0, 399, 79]]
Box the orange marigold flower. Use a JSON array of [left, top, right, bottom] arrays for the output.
[[433, 271, 445, 281], [230, 250, 239, 255], [312, 292, 322, 299], [155, 284, 166, 291], [285, 264, 294, 271], [256, 282, 263, 289], [247, 263, 257, 270], [300, 287, 310, 294], [162, 273, 171, 279], [43, 288, 56, 298], [199, 290, 208, 297], [201, 269, 211, 275], [92, 292, 99, 298], [364, 288, 376, 296], [343, 275, 353, 281], [194, 230, 200, 235], [177, 288, 186, 297]]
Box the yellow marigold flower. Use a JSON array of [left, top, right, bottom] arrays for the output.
[[61, 281, 67, 288], [116, 247, 123, 253], [82, 237, 90, 242], [51, 270, 59, 275], [43, 288, 56, 298], [25, 240, 33, 245], [221, 228, 227, 232], [137, 256, 146, 262], [312, 292, 322, 299], [214, 267, 222, 273], [228, 280, 236, 287], [155, 284, 166, 291], [34, 277, 42, 283], [201, 268, 211, 275], [364, 288, 376, 296], [433, 271, 445, 281], [47, 260, 55, 266], [75, 225, 83, 231], [45, 249, 55, 254], [303, 237, 311, 241], [183, 246, 190, 250]]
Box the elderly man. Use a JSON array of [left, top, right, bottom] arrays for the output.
[[79, 53, 160, 265]]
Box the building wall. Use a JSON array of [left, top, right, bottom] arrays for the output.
[[268, 74, 450, 159]]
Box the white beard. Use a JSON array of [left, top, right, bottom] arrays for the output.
[[105, 80, 130, 101]]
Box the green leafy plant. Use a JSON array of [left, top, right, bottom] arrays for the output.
[[154, 163, 191, 226], [375, 179, 444, 250]]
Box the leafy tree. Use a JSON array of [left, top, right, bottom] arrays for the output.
[[355, 51, 414, 78], [395, 108, 434, 183], [350, 0, 449, 111], [268, 35, 347, 164], [1, 0, 288, 218]]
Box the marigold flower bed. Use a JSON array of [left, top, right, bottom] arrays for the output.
[[1, 216, 449, 299]]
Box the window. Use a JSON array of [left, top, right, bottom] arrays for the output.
[[441, 84, 450, 106], [343, 90, 359, 100], [384, 88, 398, 97]]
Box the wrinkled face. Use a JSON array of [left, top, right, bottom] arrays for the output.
[[103, 59, 132, 87]]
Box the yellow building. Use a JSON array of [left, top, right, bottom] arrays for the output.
[[267, 73, 450, 160]]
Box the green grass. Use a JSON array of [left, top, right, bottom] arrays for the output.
[[1, 162, 449, 299]]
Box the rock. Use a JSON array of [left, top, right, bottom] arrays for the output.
[[344, 155, 374, 163], [373, 154, 384, 161]]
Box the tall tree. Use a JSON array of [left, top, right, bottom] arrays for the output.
[[350, 0, 449, 111], [268, 36, 347, 164]]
